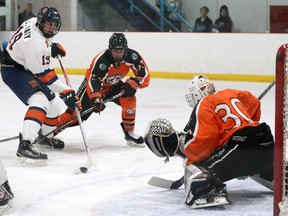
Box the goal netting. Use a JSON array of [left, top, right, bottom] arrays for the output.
[[275, 43, 288, 216]]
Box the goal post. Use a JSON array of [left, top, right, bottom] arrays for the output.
[[274, 43, 288, 216]]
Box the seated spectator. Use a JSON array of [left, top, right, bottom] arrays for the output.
[[18, 2, 36, 26], [193, 6, 212, 32], [213, 5, 233, 32]]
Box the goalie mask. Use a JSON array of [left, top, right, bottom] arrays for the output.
[[185, 75, 215, 108], [144, 118, 185, 158]]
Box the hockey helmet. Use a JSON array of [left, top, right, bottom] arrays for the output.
[[109, 33, 128, 50], [37, 7, 61, 38], [185, 75, 215, 108]]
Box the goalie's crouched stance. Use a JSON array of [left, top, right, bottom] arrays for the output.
[[144, 118, 274, 208]]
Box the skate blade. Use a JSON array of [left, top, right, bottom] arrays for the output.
[[17, 157, 47, 167], [191, 197, 229, 209], [126, 141, 145, 148]]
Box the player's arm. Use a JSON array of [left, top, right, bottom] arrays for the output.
[[129, 50, 150, 89], [121, 50, 150, 98], [184, 100, 220, 165], [85, 57, 108, 113], [238, 90, 261, 121]]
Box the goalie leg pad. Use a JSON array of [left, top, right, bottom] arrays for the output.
[[185, 164, 228, 208]]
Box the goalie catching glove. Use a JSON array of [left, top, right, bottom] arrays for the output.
[[144, 118, 186, 158], [90, 91, 106, 113], [51, 43, 66, 58], [121, 77, 140, 98], [60, 89, 82, 111]]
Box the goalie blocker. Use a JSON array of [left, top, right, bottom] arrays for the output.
[[144, 118, 274, 208]]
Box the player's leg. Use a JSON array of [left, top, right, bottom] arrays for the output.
[[0, 160, 13, 214], [201, 123, 274, 184], [119, 96, 144, 147], [104, 83, 144, 147], [184, 164, 229, 208], [18, 91, 50, 162], [2, 67, 48, 162], [36, 97, 65, 149]]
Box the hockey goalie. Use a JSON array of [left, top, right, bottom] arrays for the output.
[[144, 75, 274, 208]]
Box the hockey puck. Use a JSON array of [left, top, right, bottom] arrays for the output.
[[80, 167, 88, 173]]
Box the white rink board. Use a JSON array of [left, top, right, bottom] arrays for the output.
[[1, 31, 287, 76]]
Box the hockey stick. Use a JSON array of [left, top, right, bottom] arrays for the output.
[[0, 91, 123, 144], [147, 80, 276, 189], [258, 80, 275, 100], [148, 176, 184, 189], [58, 58, 92, 174]]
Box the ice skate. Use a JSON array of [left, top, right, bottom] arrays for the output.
[[0, 181, 14, 215], [17, 133, 47, 166], [36, 134, 65, 149], [120, 123, 145, 148], [186, 187, 229, 209]]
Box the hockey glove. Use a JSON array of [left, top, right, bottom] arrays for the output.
[[121, 78, 140, 98], [60, 89, 82, 111], [91, 91, 106, 113], [51, 43, 66, 58]]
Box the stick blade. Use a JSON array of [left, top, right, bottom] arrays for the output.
[[148, 176, 176, 189], [73, 157, 94, 175]]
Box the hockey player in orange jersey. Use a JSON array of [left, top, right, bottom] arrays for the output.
[[144, 75, 274, 208], [57, 32, 150, 147]]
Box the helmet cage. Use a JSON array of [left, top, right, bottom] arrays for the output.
[[185, 75, 215, 108]]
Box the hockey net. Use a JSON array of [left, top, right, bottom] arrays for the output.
[[274, 43, 288, 216]]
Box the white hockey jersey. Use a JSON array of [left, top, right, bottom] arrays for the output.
[[6, 17, 69, 93]]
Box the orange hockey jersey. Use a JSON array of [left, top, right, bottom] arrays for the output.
[[85, 48, 150, 98], [184, 89, 261, 165]]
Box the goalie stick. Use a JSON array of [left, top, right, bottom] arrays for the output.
[[148, 176, 184, 189], [148, 80, 276, 189]]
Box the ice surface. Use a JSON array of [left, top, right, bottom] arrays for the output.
[[0, 76, 275, 216]]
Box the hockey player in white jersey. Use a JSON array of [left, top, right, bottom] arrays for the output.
[[1, 7, 81, 164]]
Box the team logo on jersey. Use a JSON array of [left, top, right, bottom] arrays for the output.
[[99, 63, 106, 70], [132, 53, 138, 60], [126, 109, 135, 115], [105, 74, 122, 85], [29, 80, 39, 88]]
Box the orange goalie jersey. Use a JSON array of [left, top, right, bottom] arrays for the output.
[[184, 89, 261, 165]]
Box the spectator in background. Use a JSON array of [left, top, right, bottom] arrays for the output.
[[213, 5, 233, 33], [18, 2, 36, 26], [193, 6, 212, 32]]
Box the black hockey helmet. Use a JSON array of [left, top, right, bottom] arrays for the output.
[[37, 7, 61, 38], [109, 33, 128, 50]]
